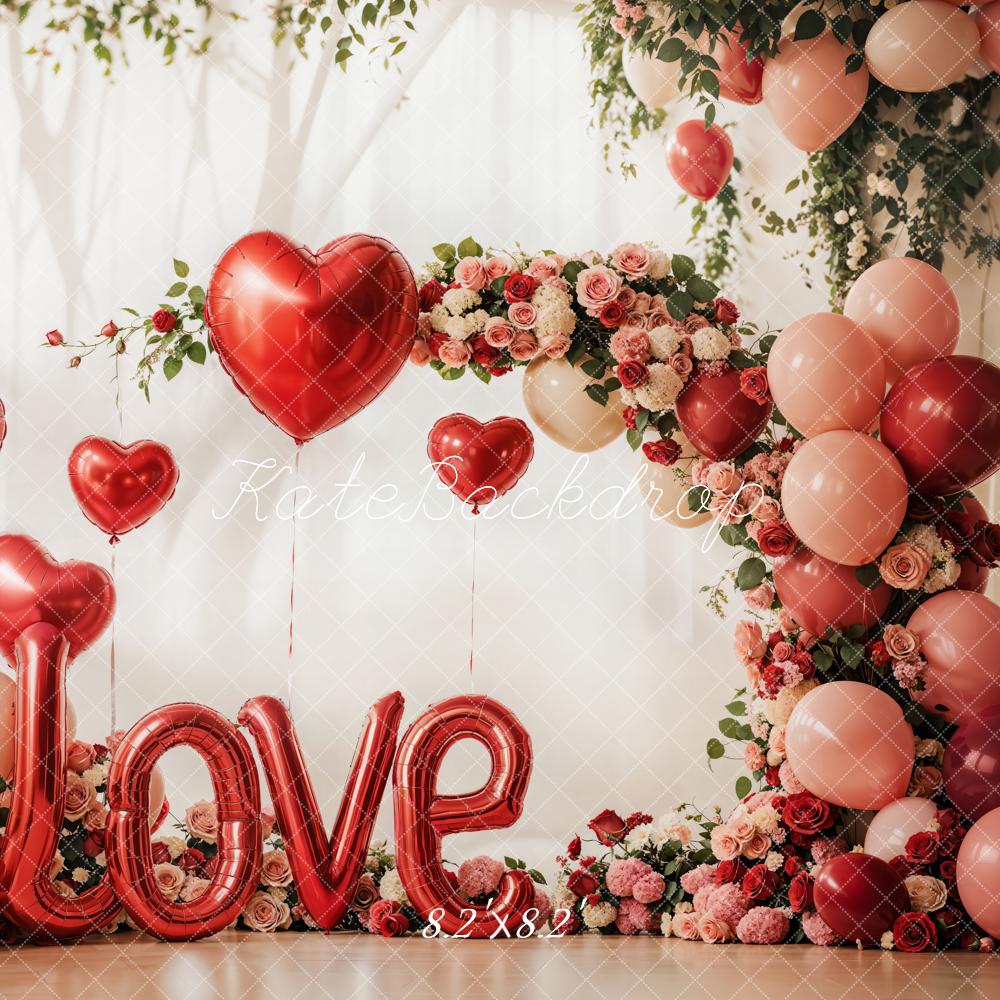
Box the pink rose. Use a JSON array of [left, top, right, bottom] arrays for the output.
[[609, 326, 650, 363], [745, 583, 775, 611], [242, 890, 292, 933], [509, 331, 539, 361], [483, 317, 515, 348], [698, 913, 734, 943], [180, 876, 210, 902], [669, 354, 693, 378], [575, 265, 622, 310], [752, 496, 782, 523], [485, 256, 513, 281], [154, 863, 186, 900], [82, 804, 108, 833], [454, 256, 488, 291], [64, 772, 96, 821], [883, 624, 921, 660], [730, 819, 755, 844], [734, 621, 767, 666], [261, 849, 293, 887], [438, 338, 471, 369], [711, 490, 750, 525], [409, 340, 431, 366], [705, 462, 740, 494], [616, 285, 637, 310], [527, 256, 562, 281], [611, 242, 651, 277], [67, 740, 97, 774], [672, 911, 700, 940], [185, 800, 219, 844], [879, 542, 931, 590], [542, 333, 572, 359], [742, 831, 772, 860], [507, 301, 537, 329], [710, 824, 742, 861]]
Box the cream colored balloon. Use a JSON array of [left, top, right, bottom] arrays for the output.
[[66, 699, 77, 742], [622, 45, 682, 109], [640, 432, 712, 529], [149, 765, 166, 829], [865, 1, 979, 92], [0, 692, 78, 779], [522, 356, 623, 453]]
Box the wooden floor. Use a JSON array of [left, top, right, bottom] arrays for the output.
[[0, 931, 996, 999]]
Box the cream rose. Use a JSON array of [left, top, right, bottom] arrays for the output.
[[242, 890, 292, 933], [154, 863, 186, 900], [261, 849, 293, 888], [710, 824, 742, 861], [905, 875, 948, 913], [883, 624, 920, 660], [180, 877, 211, 902], [672, 910, 700, 940], [64, 772, 97, 821], [879, 542, 931, 590], [184, 800, 219, 844]]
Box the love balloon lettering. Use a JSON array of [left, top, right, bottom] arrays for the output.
[[0, 621, 533, 943]]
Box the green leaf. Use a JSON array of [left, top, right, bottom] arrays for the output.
[[736, 557, 766, 591], [657, 37, 686, 63], [166, 281, 187, 298], [173, 258, 189, 278], [671, 254, 697, 281], [626, 428, 643, 451], [794, 9, 826, 40], [706, 738, 725, 760], [686, 276, 719, 303], [528, 869, 547, 885], [186, 341, 207, 365], [854, 564, 882, 590], [846, 52, 865, 74], [432, 243, 455, 262], [719, 717, 743, 738], [704, 103, 717, 129], [719, 524, 747, 547], [842, 642, 865, 669], [562, 260, 586, 284], [188, 285, 206, 306], [584, 383, 609, 407], [503, 856, 518, 870], [163, 356, 183, 381], [581, 357, 607, 379], [735, 775, 752, 799], [725, 700, 747, 716], [666, 289, 694, 320], [456, 236, 483, 259]]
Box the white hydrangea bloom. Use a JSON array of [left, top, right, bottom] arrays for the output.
[[442, 288, 481, 315], [691, 327, 731, 362], [647, 324, 682, 361], [378, 868, 408, 905], [582, 901, 617, 929], [429, 304, 450, 333], [635, 363, 684, 411]]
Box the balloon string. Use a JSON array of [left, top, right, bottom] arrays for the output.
[[468, 515, 478, 690], [287, 443, 303, 713], [109, 544, 117, 734]]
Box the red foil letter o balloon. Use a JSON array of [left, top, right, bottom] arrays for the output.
[[106, 704, 261, 941], [393, 696, 536, 937]]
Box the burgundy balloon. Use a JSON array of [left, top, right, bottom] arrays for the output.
[[0, 623, 120, 939], [773, 546, 892, 636], [393, 695, 536, 937], [207, 231, 418, 445], [956, 556, 990, 594], [427, 414, 534, 512], [239, 692, 404, 930], [676, 368, 773, 461], [714, 27, 764, 104], [666, 121, 735, 201], [813, 853, 910, 946], [68, 436, 179, 540], [944, 705, 1000, 822], [0, 534, 116, 669], [105, 703, 261, 941], [881, 355, 1000, 496]]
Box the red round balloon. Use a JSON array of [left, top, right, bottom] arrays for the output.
[[676, 368, 773, 461], [881, 355, 1000, 497], [427, 414, 534, 512], [773, 546, 892, 636], [813, 853, 910, 946], [0, 534, 115, 669], [207, 231, 418, 445], [944, 705, 1000, 822], [713, 27, 764, 104], [68, 437, 179, 540], [666, 120, 735, 201]]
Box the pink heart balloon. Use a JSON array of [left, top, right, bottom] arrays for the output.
[[676, 368, 772, 461], [666, 121, 734, 201]]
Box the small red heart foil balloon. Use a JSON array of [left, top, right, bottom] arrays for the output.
[[427, 414, 534, 513], [676, 368, 773, 461], [0, 534, 115, 668], [68, 437, 179, 540], [207, 231, 418, 445], [714, 27, 764, 104], [813, 853, 910, 947], [666, 120, 735, 201]]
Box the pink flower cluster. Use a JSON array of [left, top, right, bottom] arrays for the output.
[[610, 0, 648, 38]]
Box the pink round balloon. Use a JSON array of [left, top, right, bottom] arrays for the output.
[[863, 797, 937, 861], [843, 258, 960, 383], [958, 807, 1000, 937], [781, 430, 909, 567], [907, 591, 1000, 724], [773, 546, 893, 637], [762, 33, 870, 153], [978, 5, 1000, 73], [768, 313, 885, 438], [785, 681, 914, 809]]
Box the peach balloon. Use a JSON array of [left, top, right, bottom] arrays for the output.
[[767, 313, 885, 438], [958, 807, 1000, 937], [977, 5, 1000, 74], [640, 432, 713, 529], [522, 356, 623, 453], [843, 257, 960, 383], [906, 591, 1000, 724], [149, 764, 166, 830], [622, 45, 681, 109], [0, 673, 13, 778], [863, 797, 937, 862], [762, 33, 870, 152], [785, 681, 914, 809], [865, 1, 979, 93], [781, 430, 908, 567]]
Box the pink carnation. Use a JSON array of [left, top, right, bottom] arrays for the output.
[[609, 326, 650, 363], [615, 897, 656, 935], [810, 837, 848, 866], [705, 883, 749, 928], [779, 761, 806, 794], [680, 863, 717, 895], [533, 887, 551, 927], [693, 885, 715, 913], [606, 857, 652, 898], [457, 856, 504, 898], [744, 743, 766, 771], [632, 872, 666, 904], [801, 910, 841, 946], [736, 906, 791, 944]]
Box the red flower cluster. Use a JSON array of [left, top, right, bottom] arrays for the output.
[[757, 520, 798, 558], [503, 273, 537, 303], [588, 808, 627, 845], [368, 899, 410, 937], [894, 911, 937, 953], [781, 792, 837, 839], [738, 366, 770, 405], [617, 361, 648, 390], [642, 438, 682, 467]]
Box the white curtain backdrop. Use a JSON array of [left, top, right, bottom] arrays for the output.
[[0, 0, 996, 866]]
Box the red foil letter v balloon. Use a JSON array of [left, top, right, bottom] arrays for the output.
[[393, 696, 536, 937], [206, 231, 418, 445], [238, 692, 404, 930]]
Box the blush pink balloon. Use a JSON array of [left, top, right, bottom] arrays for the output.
[[781, 431, 908, 567], [767, 313, 885, 438], [762, 33, 870, 152], [958, 807, 1000, 937], [665, 121, 734, 201], [843, 258, 960, 383], [773, 546, 892, 637], [978, 6, 1000, 73], [863, 797, 937, 862], [906, 591, 1000, 724], [785, 681, 914, 809]]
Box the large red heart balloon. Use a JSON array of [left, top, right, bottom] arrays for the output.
[[813, 853, 910, 946], [881, 355, 1000, 497], [427, 415, 534, 512], [207, 231, 418, 445], [0, 534, 115, 668], [666, 121, 734, 201], [68, 437, 179, 540], [676, 368, 773, 461], [714, 27, 764, 104]]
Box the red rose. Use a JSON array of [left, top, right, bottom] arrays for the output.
[[177, 847, 206, 873], [741, 865, 777, 902], [777, 436, 795, 453], [905, 831, 940, 866], [567, 836, 581, 861], [83, 832, 105, 858], [101, 320, 118, 339], [761, 665, 786, 697], [587, 893, 601, 907], [938, 510, 977, 550], [765, 766, 781, 787], [894, 911, 938, 953], [418, 279, 446, 311], [867, 639, 891, 668], [713, 298, 740, 325], [45, 329, 64, 346], [788, 871, 814, 912], [588, 808, 627, 845], [428, 331, 448, 358], [471, 336, 502, 367], [567, 869, 599, 896], [782, 792, 836, 836], [378, 912, 410, 937], [504, 273, 537, 303], [739, 366, 770, 405], [713, 859, 747, 885], [152, 309, 177, 333], [939, 859, 958, 885], [599, 301, 626, 328], [757, 520, 798, 558], [616, 361, 648, 390], [935, 905, 964, 942], [888, 854, 919, 879], [783, 855, 803, 877], [489, 364, 512, 377], [579, 856, 596, 868], [642, 438, 682, 467], [622, 406, 637, 430], [939, 824, 966, 857], [151, 841, 171, 865], [972, 522, 1000, 567], [791, 650, 815, 679], [368, 899, 398, 926]]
